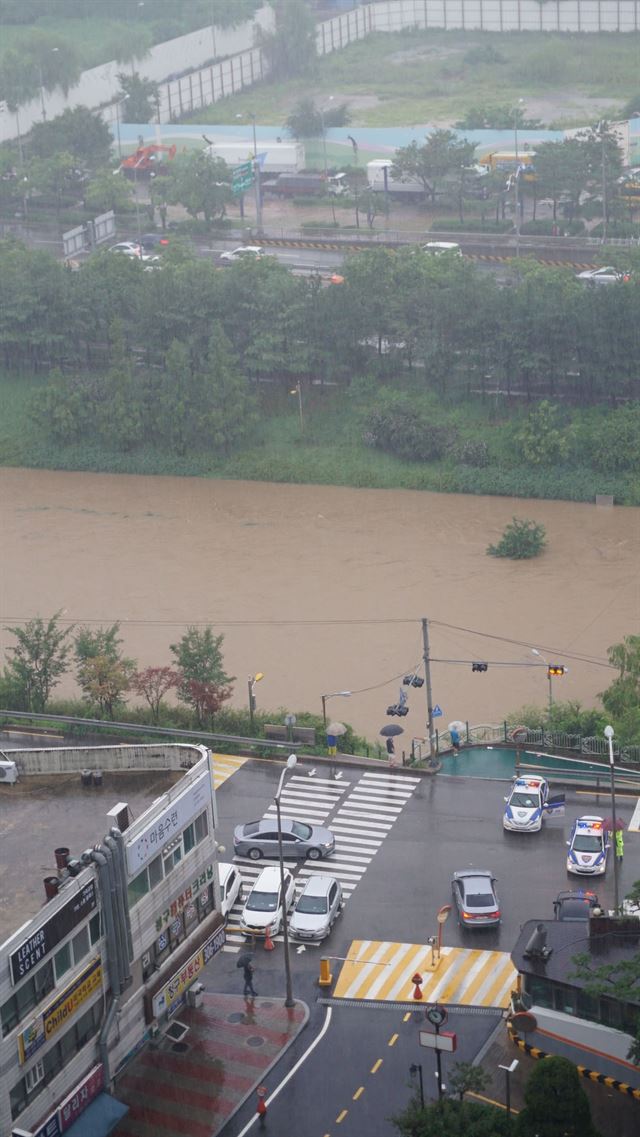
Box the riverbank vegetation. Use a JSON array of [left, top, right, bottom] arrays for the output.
[[0, 238, 639, 504]]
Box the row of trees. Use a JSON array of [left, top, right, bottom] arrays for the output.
[[1, 614, 234, 726], [3, 237, 638, 405]]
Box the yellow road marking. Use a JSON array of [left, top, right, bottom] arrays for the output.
[[403, 1012, 411, 1022], [336, 1109, 348, 1123], [353, 1087, 365, 1100], [371, 1059, 383, 1073], [388, 1033, 399, 1047], [211, 752, 248, 789]]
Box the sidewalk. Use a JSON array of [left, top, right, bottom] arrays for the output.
[[112, 993, 308, 1137]]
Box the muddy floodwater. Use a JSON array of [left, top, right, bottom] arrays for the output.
[[1, 468, 638, 745]]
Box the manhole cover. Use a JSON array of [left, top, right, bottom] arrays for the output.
[[247, 1036, 265, 1048], [227, 1012, 245, 1023], [172, 1042, 190, 1054], [258, 1000, 274, 1008], [165, 1021, 189, 1042]]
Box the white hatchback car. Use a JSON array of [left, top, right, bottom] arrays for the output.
[[219, 245, 265, 264], [289, 875, 343, 941], [217, 862, 243, 921], [239, 865, 295, 937]]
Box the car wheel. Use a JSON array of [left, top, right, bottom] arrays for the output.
[[307, 847, 322, 861], [248, 848, 263, 861]]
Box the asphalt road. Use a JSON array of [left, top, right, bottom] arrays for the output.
[[211, 756, 639, 1136]]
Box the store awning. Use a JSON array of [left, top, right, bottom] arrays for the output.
[[63, 1093, 129, 1137]]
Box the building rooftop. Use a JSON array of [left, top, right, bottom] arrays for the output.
[[0, 769, 180, 945], [512, 917, 640, 1002]]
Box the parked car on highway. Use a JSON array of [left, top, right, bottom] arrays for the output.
[[576, 266, 631, 285], [421, 241, 462, 257], [503, 775, 565, 832], [219, 245, 265, 264], [218, 862, 243, 921], [109, 241, 142, 257], [239, 865, 295, 936], [451, 870, 501, 928], [289, 875, 343, 941], [234, 818, 335, 861], [553, 889, 601, 921], [566, 816, 610, 876]]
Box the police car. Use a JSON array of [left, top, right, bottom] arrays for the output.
[[566, 815, 610, 876], [503, 776, 565, 832]]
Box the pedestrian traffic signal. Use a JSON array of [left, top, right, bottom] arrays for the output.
[[547, 665, 565, 677], [472, 662, 488, 672]]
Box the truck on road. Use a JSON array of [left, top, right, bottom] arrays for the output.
[[203, 140, 304, 175], [261, 172, 347, 197]]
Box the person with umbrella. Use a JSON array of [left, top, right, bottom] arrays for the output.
[[237, 952, 257, 998], [381, 723, 403, 768]]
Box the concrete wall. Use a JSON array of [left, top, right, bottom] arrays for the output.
[[7, 742, 202, 776], [0, 5, 274, 144]]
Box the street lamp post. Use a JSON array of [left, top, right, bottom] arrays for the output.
[[247, 671, 264, 734], [513, 97, 524, 257], [275, 753, 297, 1008], [498, 1059, 519, 1118], [409, 1063, 425, 1109], [237, 111, 262, 232], [114, 95, 128, 162], [605, 725, 620, 914], [320, 96, 334, 180], [598, 120, 608, 245], [321, 690, 352, 728]]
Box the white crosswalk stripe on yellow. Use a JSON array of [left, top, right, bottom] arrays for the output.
[[211, 753, 248, 789], [332, 939, 517, 1009]]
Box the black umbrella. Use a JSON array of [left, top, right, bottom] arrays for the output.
[[380, 724, 404, 737], [236, 952, 254, 969]]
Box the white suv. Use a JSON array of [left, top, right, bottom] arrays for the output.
[[239, 865, 295, 936]]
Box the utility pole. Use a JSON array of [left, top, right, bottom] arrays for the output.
[[421, 618, 436, 765]]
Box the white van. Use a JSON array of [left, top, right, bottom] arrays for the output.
[[421, 242, 462, 257]]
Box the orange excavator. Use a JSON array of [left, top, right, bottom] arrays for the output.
[[120, 144, 177, 179]]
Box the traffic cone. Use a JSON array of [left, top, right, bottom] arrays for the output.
[[412, 972, 423, 1000], [264, 924, 275, 951], [256, 1085, 267, 1118]]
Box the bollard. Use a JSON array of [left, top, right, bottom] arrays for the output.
[[263, 924, 275, 952], [319, 957, 333, 987], [256, 1085, 267, 1119], [412, 972, 424, 1001]]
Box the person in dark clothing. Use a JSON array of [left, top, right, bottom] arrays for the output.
[[243, 960, 257, 997]]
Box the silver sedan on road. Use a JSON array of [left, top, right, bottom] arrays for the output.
[[233, 818, 335, 860]]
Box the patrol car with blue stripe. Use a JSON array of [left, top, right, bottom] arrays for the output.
[[566, 815, 610, 876], [503, 775, 565, 832]]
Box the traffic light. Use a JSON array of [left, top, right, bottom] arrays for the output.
[[386, 704, 409, 717], [403, 674, 424, 688], [547, 665, 565, 677], [472, 662, 488, 673]]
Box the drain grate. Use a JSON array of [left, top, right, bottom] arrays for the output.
[[171, 1041, 190, 1054], [165, 1020, 189, 1042]]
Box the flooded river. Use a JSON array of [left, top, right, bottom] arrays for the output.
[[1, 468, 638, 745]]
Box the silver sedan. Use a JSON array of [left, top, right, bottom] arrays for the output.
[[451, 870, 501, 928], [233, 818, 335, 861]]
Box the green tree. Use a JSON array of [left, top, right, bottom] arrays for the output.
[[74, 622, 136, 717], [256, 0, 316, 80], [28, 107, 113, 169], [170, 625, 234, 726], [600, 635, 640, 744], [110, 27, 153, 77], [26, 151, 83, 218], [393, 130, 475, 203], [534, 139, 590, 221], [515, 401, 570, 466], [284, 96, 323, 140], [589, 405, 640, 474], [74, 622, 129, 667], [195, 325, 259, 452], [116, 70, 158, 123], [84, 168, 134, 214], [447, 1061, 492, 1101], [165, 151, 231, 223], [4, 611, 74, 712], [487, 518, 547, 560], [514, 1055, 599, 1136], [392, 1097, 512, 1136]]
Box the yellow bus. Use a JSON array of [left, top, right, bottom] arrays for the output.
[[478, 151, 537, 182]]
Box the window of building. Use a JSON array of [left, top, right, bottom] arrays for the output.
[[72, 926, 90, 963], [195, 811, 208, 843], [10, 1002, 101, 1120], [148, 855, 163, 888], [2, 962, 55, 1038], [54, 942, 72, 983], [89, 913, 101, 945], [525, 974, 554, 1008], [183, 822, 196, 854], [128, 868, 150, 908]]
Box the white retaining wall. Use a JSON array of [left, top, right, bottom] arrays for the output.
[[7, 742, 201, 776]]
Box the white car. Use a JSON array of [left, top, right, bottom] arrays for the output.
[[219, 245, 265, 264], [503, 776, 565, 833], [421, 242, 462, 257], [239, 865, 295, 937], [109, 241, 142, 257], [576, 266, 630, 286], [566, 816, 610, 876], [218, 862, 243, 921], [289, 875, 343, 941]]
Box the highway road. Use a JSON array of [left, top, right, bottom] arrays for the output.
[[209, 754, 639, 1136]]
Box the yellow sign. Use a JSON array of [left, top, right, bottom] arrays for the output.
[[43, 958, 102, 1042]]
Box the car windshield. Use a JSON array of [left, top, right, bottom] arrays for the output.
[[573, 834, 603, 852], [510, 792, 540, 808], [466, 892, 495, 907], [247, 890, 278, 911], [291, 821, 312, 840], [296, 896, 328, 915]]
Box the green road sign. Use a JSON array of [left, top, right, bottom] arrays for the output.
[[232, 160, 254, 195]]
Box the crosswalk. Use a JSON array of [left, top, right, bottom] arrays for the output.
[[332, 939, 517, 1009], [223, 770, 421, 952], [211, 752, 249, 789]]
